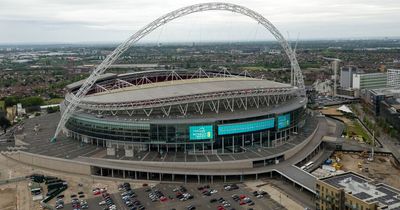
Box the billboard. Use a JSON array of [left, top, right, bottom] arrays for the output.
[[189, 125, 213, 140], [218, 118, 275, 135], [277, 114, 291, 129]]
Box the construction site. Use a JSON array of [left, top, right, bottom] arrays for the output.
[[312, 150, 400, 189], [312, 105, 400, 188], [340, 152, 400, 188]]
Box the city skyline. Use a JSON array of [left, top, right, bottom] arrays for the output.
[[1, 0, 400, 43]]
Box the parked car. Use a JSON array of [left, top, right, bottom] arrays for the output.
[[186, 205, 195, 210]]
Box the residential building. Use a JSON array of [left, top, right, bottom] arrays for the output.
[[387, 69, 400, 88], [353, 73, 387, 90], [316, 172, 400, 210]]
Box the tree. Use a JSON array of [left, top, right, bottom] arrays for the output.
[[0, 116, 11, 133], [4, 96, 19, 107], [389, 129, 398, 138], [20, 96, 44, 108]]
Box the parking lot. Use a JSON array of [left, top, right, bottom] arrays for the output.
[[61, 182, 285, 210]]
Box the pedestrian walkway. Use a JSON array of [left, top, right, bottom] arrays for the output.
[[245, 180, 305, 210]]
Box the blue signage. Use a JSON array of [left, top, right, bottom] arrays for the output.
[[189, 125, 213, 140], [277, 114, 291, 129], [218, 118, 275, 135]]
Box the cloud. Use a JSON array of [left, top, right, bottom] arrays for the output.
[[0, 0, 399, 43]]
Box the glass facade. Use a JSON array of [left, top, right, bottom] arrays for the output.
[[66, 106, 306, 151], [66, 116, 150, 142], [218, 118, 275, 135]]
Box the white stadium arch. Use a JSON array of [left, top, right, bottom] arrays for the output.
[[53, 2, 305, 140]]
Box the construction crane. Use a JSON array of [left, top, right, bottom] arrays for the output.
[[323, 57, 341, 97], [368, 131, 375, 161]]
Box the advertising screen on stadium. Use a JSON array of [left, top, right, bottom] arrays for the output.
[[218, 118, 275, 135], [189, 125, 214, 140], [278, 113, 291, 129]]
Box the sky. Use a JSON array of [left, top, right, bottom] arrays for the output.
[[0, 0, 399, 44]]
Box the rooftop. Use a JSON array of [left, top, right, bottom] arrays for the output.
[[66, 73, 117, 90], [321, 172, 400, 209], [370, 88, 400, 97], [81, 77, 293, 104], [354, 72, 387, 76]]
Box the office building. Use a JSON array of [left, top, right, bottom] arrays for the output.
[[340, 66, 357, 88], [361, 88, 400, 116], [387, 69, 400, 88], [353, 73, 387, 90]]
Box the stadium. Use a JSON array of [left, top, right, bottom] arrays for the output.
[[62, 69, 306, 155], [3, 3, 344, 192]]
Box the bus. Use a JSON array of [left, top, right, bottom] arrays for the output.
[[301, 161, 314, 170]]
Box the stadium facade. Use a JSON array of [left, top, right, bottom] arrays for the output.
[[62, 69, 307, 154]]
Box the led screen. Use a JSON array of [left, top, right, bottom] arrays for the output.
[[278, 114, 291, 129], [218, 118, 275, 135], [189, 125, 213, 140]]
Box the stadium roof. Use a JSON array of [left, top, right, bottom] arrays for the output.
[[66, 73, 117, 90], [81, 77, 292, 104], [74, 96, 306, 124]]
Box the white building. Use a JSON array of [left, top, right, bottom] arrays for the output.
[[16, 103, 26, 116], [352, 72, 387, 90], [387, 69, 400, 88]]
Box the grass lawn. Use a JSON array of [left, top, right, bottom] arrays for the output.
[[0, 100, 4, 111], [345, 120, 371, 144], [45, 98, 63, 105]]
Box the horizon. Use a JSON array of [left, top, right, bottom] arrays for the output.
[[1, 37, 400, 47], [1, 0, 400, 43]]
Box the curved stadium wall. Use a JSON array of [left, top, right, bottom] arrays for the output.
[[62, 70, 307, 154]]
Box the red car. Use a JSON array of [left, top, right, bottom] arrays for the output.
[[239, 201, 246, 205], [217, 206, 225, 210], [160, 196, 167, 202], [239, 194, 247, 199]]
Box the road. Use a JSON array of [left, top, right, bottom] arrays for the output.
[[353, 104, 400, 160]]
